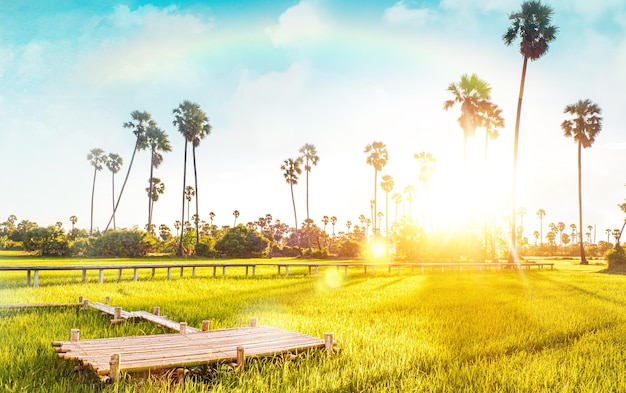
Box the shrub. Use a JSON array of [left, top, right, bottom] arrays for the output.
[[338, 240, 361, 259], [605, 244, 626, 269], [87, 230, 156, 257], [23, 226, 70, 256], [214, 226, 269, 258]]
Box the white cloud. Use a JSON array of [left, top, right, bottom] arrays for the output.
[[265, 1, 325, 47], [383, 1, 430, 25]]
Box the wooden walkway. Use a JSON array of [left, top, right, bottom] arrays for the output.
[[53, 326, 333, 381]]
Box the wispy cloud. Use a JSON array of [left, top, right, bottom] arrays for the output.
[[265, 0, 326, 47], [383, 1, 430, 25]]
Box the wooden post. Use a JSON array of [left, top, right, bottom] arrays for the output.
[[70, 329, 80, 342], [117, 269, 122, 281], [236, 346, 245, 371], [252, 266, 256, 276], [180, 267, 184, 277], [285, 265, 289, 276], [27, 270, 31, 286], [192, 267, 196, 278], [250, 317, 258, 327], [167, 268, 171, 280], [213, 266, 217, 277], [82, 299, 89, 306], [153, 306, 160, 316], [113, 307, 122, 322], [315, 265, 319, 275], [82, 270, 87, 283], [202, 320, 210, 331], [78, 296, 83, 303], [34, 270, 39, 287], [222, 266, 226, 276], [324, 332, 334, 355], [99, 269, 104, 283], [105, 296, 110, 304], [133, 269, 138, 281], [344, 265, 348, 274], [179, 322, 187, 335], [151, 267, 156, 278], [109, 354, 121, 383]]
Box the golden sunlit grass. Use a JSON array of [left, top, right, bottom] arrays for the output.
[[2, 259, 625, 392]]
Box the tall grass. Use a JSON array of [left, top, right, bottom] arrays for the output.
[[1, 259, 626, 392]]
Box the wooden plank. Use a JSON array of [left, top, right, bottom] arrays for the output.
[[131, 310, 201, 333]]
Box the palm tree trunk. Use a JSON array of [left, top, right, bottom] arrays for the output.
[[578, 142, 588, 265], [509, 55, 529, 263], [373, 170, 378, 239], [177, 141, 188, 256], [290, 181, 299, 247], [306, 163, 311, 250], [104, 143, 138, 232], [111, 172, 116, 230], [90, 167, 97, 235], [193, 146, 200, 250], [385, 192, 389, 238], [148, 150, 154, 230]]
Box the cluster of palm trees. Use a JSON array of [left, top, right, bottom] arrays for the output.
[[87, 148, 123, 235], [280, 143, 320, 250], [442, 1, 604, 265]]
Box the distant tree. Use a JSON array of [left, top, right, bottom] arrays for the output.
[[562, 98, 602, 264], [281, 158, 303, 246], [185, 186, 195, 224], [233, 210, 240, 227], [105, 153, 123, 230], [173, 100, 212, 255], [404, 184, 416, 221], [299, 143, 319, 250], [365, 141, 388, 239], [69, 215, 78, 232], [330, 216, 337, 236], [380, 174, 395, 238], [145, 126, 171, 230], [503, 0, 558, 262], [87, 148, 107, 236], [105, 110, 153, 231], [174, 220, 181, 237], [535, 208, 546, 246], [322, 216, 329, 234], [346, 220, 352, 234], [146, 177, 165, 227], [391, 192, 402, 226], [159, 224, 171, 242]]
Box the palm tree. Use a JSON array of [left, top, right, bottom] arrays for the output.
[[481, 103, 505, 162], [330, 216, 337, 236], [209, 211, 215, 234], [184, 186, 195, 224], [87, 148, 107, 235], [404, 184, 416, 221], [105, 153, 123, 230], [443, 74, 493, 163], [562, 99, 602, 265], [536, 209, 546, 245], [174, 220, 181, 237], [606, 228, 611, 243], [69, 215, 78, 232], [503, 1, 557, 262], [322, 216, 329, 234], [145, 126, 171, 230], [391, 192, 402, 227], [233, 210, 240, 227], [105, 110, 153, 231], [299, 143, 320, 250], [173, 100, 212, 255], [364, 141, 388, 238], [146, 177, 165, 227], [346, 221, 352, 234], [281, 158, 303, 246], [380, 175, 394, 238]]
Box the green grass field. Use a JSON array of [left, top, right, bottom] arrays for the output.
[[1, 255, 625, 392]]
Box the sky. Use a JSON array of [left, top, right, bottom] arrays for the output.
[[1, 0, 625, 242]]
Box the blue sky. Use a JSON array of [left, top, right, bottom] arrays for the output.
[[1, 0, 625, 242]]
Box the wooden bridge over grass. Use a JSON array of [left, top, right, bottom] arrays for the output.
[[0, 261, 554, 287]]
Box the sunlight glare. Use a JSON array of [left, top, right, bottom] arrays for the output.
[[324, 268, 343, 289]]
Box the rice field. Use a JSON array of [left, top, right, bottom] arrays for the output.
[[1, 255, 625, 392]]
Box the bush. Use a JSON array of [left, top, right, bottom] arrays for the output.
[[87, 230, 156, 257], [214, 225, 269, 258], [338, 240, 361, 259], [23, 226, 70, 256], [605, 244, 626, 269]]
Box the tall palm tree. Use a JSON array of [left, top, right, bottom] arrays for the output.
[[364, 141, 388, 238], [481, 103, 505, 162], [173, 100, 212, 255], [443, 74, 493, 163], [105, 153, 123, 230], [233, 210, 240, 227], [346, 221, 352, 234], [281, 158, 303, 246], [299, 143, 319, 250], [536, 208, 546, 245], [322, 215, 329, 234], [145, 126, 171, 230], [380, 174, 394, 238], [146, 177, 165, 227], [562, 99, 602, 265], [104, 110, 153, 231], [503, 1, 557, 262], [87, 148, 107, 236], [330, 216, 337, 236]]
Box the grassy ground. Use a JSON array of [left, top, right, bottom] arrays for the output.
[[1, 255, 625, 392]]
